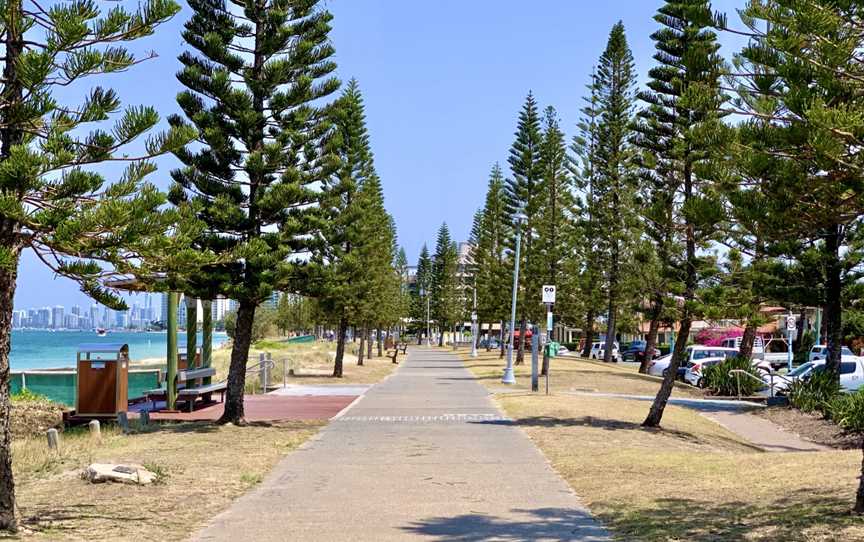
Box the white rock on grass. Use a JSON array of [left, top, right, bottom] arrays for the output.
[[83, 463, 157, 485]]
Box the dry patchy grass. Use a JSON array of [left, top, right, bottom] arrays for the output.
[[6, 420, 322, 541], [460, 348, 702, 397], [495, 393, 864, 541], [144, 338, 400, 389]]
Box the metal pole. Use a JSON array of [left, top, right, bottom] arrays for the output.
[[426, 292, 431, 348], [531, 325, 539, 392], [502, 218, 524, 384], [166, 291, 178, 410], [787, 316, 794, 372], [202, 299, 213, 385], [471, 283, 478, 358], [185, 296, 198, 369]]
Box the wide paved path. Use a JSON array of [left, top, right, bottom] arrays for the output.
[[192, 348, 609, 541]]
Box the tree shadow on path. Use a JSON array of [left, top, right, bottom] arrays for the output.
[[401, 507, 609, 541]]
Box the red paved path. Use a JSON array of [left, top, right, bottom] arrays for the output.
[[128, 394, 356, 422]]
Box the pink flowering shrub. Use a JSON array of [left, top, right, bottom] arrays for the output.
[[695, 327, 744, 346]]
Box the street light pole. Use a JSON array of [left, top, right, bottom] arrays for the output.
[[426, 290, 431, 348], [502, 214, 526, 384], [471, 281, 478, 358]]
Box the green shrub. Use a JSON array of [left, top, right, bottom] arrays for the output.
[[703, 356, 764, 396], [826, 391, 864, 432], [11, 389, 51, 404], [787, 370, 843, 414]]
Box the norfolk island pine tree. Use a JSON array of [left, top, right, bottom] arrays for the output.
[[505, 93, 545, 365], [592, 21, 640, 364], [636, 0, 730, 428], [168, 0, 340, 423], [0, 0, 197, 530]]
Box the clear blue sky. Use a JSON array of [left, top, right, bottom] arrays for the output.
[[14, 0, 745, 310]]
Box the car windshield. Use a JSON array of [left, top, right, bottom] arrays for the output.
[[788, 363, 813, 377], [843, 347, 855, 356]]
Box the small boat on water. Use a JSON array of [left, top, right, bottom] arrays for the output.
[[95, 328, 107, 337]]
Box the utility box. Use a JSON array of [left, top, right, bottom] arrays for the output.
[[76, 343, 130, 417]]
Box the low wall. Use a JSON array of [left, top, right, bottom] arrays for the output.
[[11, 368, 161, 407]]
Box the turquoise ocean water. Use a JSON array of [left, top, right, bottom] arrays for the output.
[[10, 329, 228, 371]]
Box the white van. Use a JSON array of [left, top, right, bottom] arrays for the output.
[[719, 336, 764, 357], [647, 345, 740, 377], [589, 341, 621, 362]]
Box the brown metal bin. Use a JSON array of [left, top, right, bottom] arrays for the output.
[[75, 343, 130, 417]]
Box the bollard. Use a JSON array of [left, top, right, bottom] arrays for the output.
[[117, 411, 130, 433], [46, 428, 60, 450], [530, 326, 540, 392], [259, 352, 268, 393], [88, 420, 101, 440], [140, 410, 150, 427]]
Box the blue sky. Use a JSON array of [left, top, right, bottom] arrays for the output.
[[15, 0, 746, 309]]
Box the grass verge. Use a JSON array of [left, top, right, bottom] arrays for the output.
[[6, 420, 322, 541], [458, 348, 864, 541]]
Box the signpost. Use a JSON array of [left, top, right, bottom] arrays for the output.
[[542, 286, 556, 395], [787, 314, 796, 371]]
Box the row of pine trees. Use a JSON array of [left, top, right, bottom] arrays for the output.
[[0, 0, 407, 531], [460, 0, 864, 511]]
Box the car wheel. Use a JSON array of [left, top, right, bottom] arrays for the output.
[[662, 368, 669, 377], [697, 378, 705, 389]]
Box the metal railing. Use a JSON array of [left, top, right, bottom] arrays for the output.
[[728, 369, 786, 400], [246, 353, 276, 394]]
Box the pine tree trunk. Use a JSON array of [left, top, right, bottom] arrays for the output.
[[824, 226, 843, 378], [499, 321, 505, 359], [604, 301, 617, 363], [515, 318, 527, 365], [452, 324, 457, 350], [357, 328, 366, 366], [0, 251, 20, 532], [644, 317, 692, 427], [333, 316, 347, 377], [795, 309, 806, 356], [377, 327, 383, 358], [219, 300, 256, 424], [438, 326, 444, 347], [604, 243, 620, 363], [582, 309, 595, 358], [640, 298, 663, 374], [367, 327, 373, 359], [856, 440, 864, 514], [739, 317, 758, 361], [645, 163, 696, 428]]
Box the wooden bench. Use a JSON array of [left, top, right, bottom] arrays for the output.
[[144, 367, 227, 412], [398, 343, 408, 354]]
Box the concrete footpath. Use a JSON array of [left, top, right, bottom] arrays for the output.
[[191, 348, 609, 541]]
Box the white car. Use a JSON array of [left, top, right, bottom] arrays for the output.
[[647, 345, 740, 377], [809, 345, 858, 363], [765, 356, 864, 394], [684, 357, 772, 388], [589, 341, 621, 362]]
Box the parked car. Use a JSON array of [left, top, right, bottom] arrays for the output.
[[765, 356, 864, 395], [684, 357, 772, 388], [480, 338, 500, 349], [647, 345, 741, 377], [622, 340, 662, 363], [589, 341, 621, 362], [809, 345, 857, 363]]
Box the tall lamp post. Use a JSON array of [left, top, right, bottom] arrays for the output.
[[421, 286, 431, 348], [471, 280, 478, 358], [502, 213, 527, 384]]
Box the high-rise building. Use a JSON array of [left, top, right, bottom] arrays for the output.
[[51, 306, 64, 329]]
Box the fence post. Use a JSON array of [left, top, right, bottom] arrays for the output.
[[259, 352, 267, 393], [46, 428, 60, 450], [88, 420, 101, 440]]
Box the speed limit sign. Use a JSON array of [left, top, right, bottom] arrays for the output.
[[542, 285, 556, 304]]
